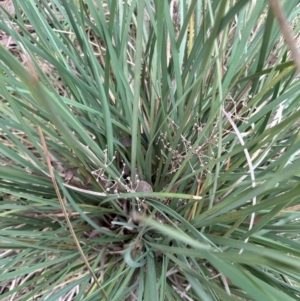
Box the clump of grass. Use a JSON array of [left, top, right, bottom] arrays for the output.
[[1, 1, 300, 300]]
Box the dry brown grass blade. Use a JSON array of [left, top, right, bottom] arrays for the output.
[[269, 0, 300, 73], [37, 125, 107, 298]]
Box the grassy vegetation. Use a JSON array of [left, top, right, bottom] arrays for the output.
[[1, 0, 300, 300]]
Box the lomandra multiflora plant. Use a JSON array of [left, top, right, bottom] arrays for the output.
[[1, 1, 300, 300]]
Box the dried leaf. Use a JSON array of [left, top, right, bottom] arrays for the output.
[[132, 180, 153, 192]]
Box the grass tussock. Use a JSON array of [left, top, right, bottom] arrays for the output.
[[1, 0, 300, 300]]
